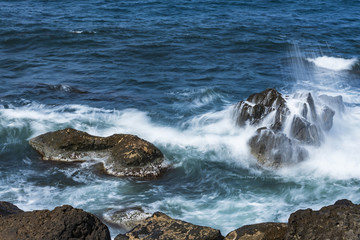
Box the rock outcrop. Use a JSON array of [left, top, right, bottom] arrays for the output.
[[0, 201, 24, 217], [224, 222, 288, 240], [234, 89, 343, 167], [29, 128, 166, 178], [286, 199, 360, 240], [115, 211, 224, 240], [0, 204, 111, 240]]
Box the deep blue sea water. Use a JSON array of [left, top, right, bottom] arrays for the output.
[[1, 0, 360, 238]]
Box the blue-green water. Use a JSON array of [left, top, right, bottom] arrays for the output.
[[1, 0, 360, 238]]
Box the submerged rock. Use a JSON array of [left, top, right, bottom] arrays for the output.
[[224, 222, 288, 240], [286, 199, 360, 240], [29, 128, 165, 178], [234, 89, 342, 167], [0, 204, 111, 240], [116, 211, 223, 240]]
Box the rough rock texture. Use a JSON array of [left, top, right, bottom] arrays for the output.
[[235, 88, 289, 130], [234, 89, 341, 167], [0, 201, 24, 217], [116, 212, 224, 240], [286, 199, 360, 240], [0, 204, 111, 240], [29, 128, 165, 178], [103, 207, 151, 232], [248, 128, 308, 167], [225, 222, 288, 240]]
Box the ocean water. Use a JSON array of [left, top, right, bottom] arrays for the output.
[[1, 0, 360, 238]]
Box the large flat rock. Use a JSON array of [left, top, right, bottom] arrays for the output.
[[29, 128, 166, 178]]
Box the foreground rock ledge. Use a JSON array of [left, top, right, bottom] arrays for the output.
[[115, 212, 224, 240], [224, 222, 288, 240], [29, 128, 166, 178], [0, 204, 110, 240]]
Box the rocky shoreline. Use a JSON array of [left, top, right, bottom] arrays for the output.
[[14, 88, 352, 239], [1, 199, 360, 239]]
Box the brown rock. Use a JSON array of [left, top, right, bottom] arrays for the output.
[[0, 201, 24, 217], [0, 205, 111, 240], [116, 211, 224, 240], [225, 222, 287, 240], [234, 88, 289, 130], [286, 199, 360, 240], [29, 128, 165, 178]]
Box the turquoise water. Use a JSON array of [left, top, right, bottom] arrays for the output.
[[1, 0, 360, 237]]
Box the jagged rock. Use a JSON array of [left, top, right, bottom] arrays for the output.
[[103, 207, 151, 232], [248, 128, 308, 167], [116, 211, 223, 240], [290, 116, 321, 145], [0, 201, 24, 217], [234, 89, 339, 167], [319, 94, 345, 113], [224, 222, 288, 240], [235, 88, 289, 130], [0, 204, 111, 240], [29, 128, 165, 178], [286, 199, 360, 240]]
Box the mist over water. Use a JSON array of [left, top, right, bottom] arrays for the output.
[[1, 0, 360, 238]]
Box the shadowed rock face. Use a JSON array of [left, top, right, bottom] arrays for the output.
[[115, 212, 224, 240], [0, 201, 24, 217], [249, 128, 308, 167], [235, 88, 289, 130], [286, 200, 360, 240], [234, 89, 342, 167], [224, 222, 288, 240], [29, 128, 165, 178], [0, 204, 111, 240]]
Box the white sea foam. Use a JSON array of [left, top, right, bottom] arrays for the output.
[[307, 56, 357, 71]]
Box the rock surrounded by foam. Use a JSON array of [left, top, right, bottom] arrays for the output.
[[234, 89, 343, 167], [29, 128, 165, 178]]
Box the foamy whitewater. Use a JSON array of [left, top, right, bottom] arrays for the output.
[[1, 1, 360, 238], [1, 51, 360, 236]]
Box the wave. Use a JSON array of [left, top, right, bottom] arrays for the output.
[[306, 56, 358, 71]]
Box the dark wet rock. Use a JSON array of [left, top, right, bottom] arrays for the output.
[[0, 205, 111, 240], [224, 222, 288, 240], [319, 94, 345, 113], [116, 211, 224, 240], [306, 93, 317, 121], [234, 89, 340, 167], [29, 128, 165, 178], [0, 201, 24, 217], [249, 128, 308, 167], [286, 200, 360, 240], [235, 88, 289, 130], [103, 207, 151, 232], [290, 116, 321, 145]]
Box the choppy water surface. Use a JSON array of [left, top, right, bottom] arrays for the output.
[[1, 0, 360, 237]]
